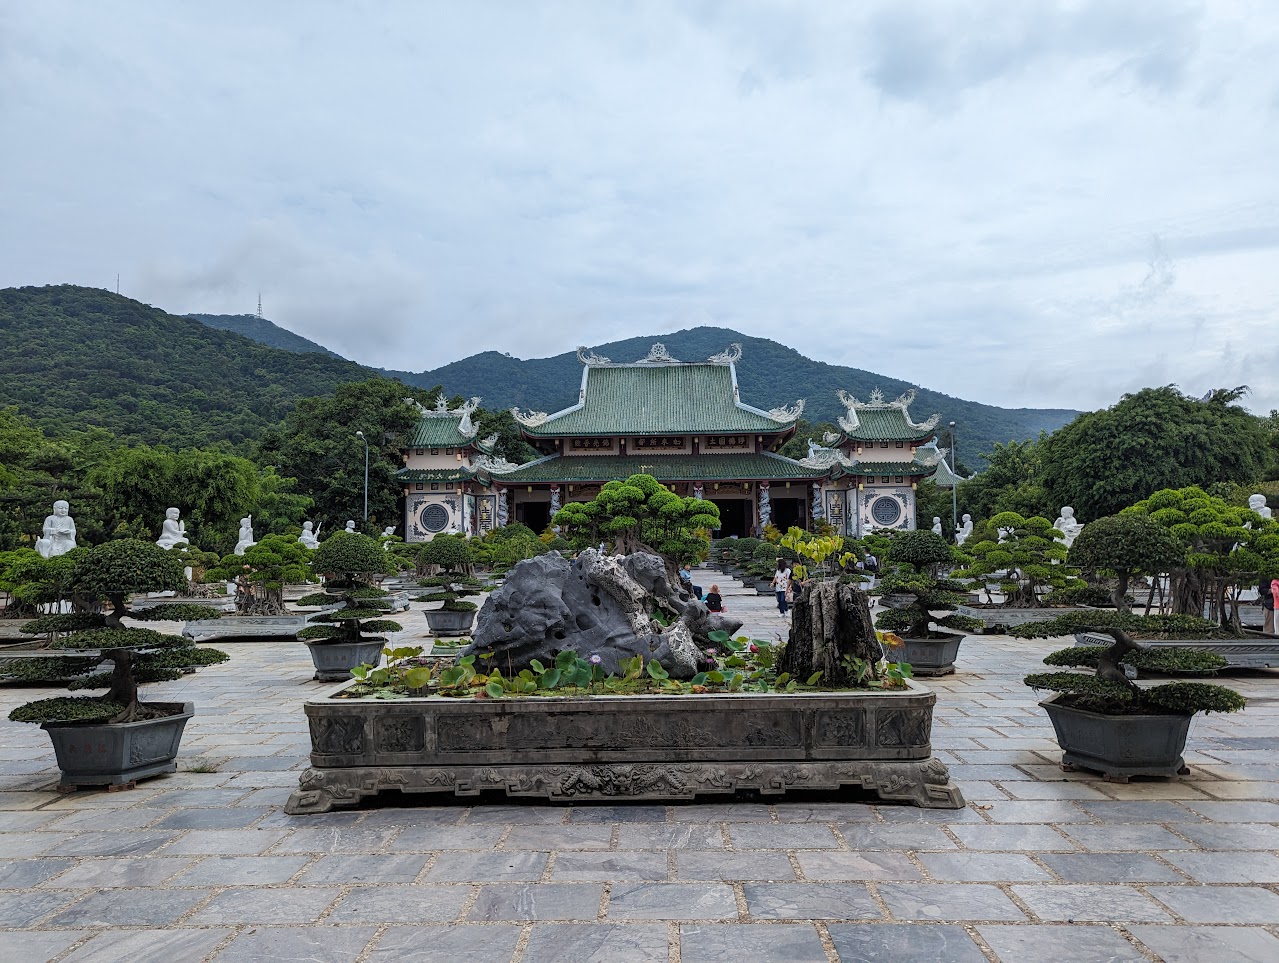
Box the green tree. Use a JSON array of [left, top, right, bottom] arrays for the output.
[[873, 530, 977, 638], [955, 435, 1053, 523], [207, 534, 314, 615], [1066, 514, 1183, 613], [553, 474, 720, 564], [1039, 386, 1274, 520], [956, 511, 1080, 606]]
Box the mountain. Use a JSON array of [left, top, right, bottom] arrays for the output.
[[186, 313, 340, 357], [0, 285, 376, 448], [384, 329, 1078, 463]]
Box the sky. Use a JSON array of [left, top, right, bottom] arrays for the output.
[[3, 1, 1278, 414]]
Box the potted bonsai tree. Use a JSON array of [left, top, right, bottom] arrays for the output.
[[0, 539, 229, 789], [1065, 513, 1183, 613], [872, 530, 983, 676], [298, 532, 400, 681], [419, 534, 481, 637], [1025, 627, 1246, 782]]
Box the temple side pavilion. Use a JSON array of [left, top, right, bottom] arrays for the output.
[[397, 344, 946, 541]]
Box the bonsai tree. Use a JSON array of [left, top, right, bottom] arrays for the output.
[[1025, 628, 1245, 717], [873, 530, 983, 639], [299, 532, 400, 644], [954, 511, 1082, 606], [207, 534, 314, 615], [2, 539, 228, 724], [0, 547, 85, 621], [419, 534, 480, 614], [1066, 513, 1183, 613], [1008, 609, 1234, 642]]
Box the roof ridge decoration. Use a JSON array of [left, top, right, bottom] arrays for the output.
[[836, 387, 941, 434], [766, 399, 805, 423], [406, 396, 482, 438], [635, 343, 678, 364], [476, 433, 499, 454], [474, 452, 522, 474], [707, 343, 742, 364], [821, 430, 842, 446], [576, 346, 611, 365], [915, 445, 947, 469], [511, 407, 550, 428], [798, 440, 857, 470]]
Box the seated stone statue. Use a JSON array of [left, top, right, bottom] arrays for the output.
[[156, 507, 190, 550], [344, 520, 357, 534], [1053, 506, 1084, 548], [233, 516, 256, 555], [931, 517, 943, 536], [1249, 493, 1273, 520], [955, 513, 973, 545], [298, 521, 321, 549], [36, 500, 77, 559]]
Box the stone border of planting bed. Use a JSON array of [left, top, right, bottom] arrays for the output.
[[1075, 631, 1279, 670]]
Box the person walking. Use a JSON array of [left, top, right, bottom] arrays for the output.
[[771, 558, 793, 617], [1264, 576, 1277, 636]]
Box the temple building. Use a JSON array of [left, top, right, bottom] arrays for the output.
[[397, 344, 946, 541]]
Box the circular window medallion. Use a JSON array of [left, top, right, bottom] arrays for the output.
[[420, 503, 450, 533], [870, 496, 902, 527]]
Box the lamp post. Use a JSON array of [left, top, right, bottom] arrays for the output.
[[355, 430, 369, 523], [948, 421, 958, 536]]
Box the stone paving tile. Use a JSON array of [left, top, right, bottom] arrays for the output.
[[326, 884, 471, 923], [1146, 884, 1279, 923], [0, 889, 78, 927], [1158, 850, 1279, 882], [1163, 822, 1279, 850], [503, 824, 614, 850], [552, 851, 669, 881], [63, 927, 234, 962], [44, 887, 212, 928], [669, 803, 772, 822], [726, 822, 841, 849], [946, 823, 1073, 851], [674, 851, 796, 881], [998, 780, 1111, 800], [771, 802, 881, 822], [426, 850, 549, 882], [0, 931, 87, 961], [616, 823, 725, 848], [213, 925, 378, 962], [608, 882, 737, 919], [1193, 780, 1279, 800], [43, 830, 179, 858], [462, 805, 566, 825], [0, 857, 76, 887], [270, 826, 398, 853], [1011, 883, 1173, 922], [977, 923, 1147, 963], [679, 923, 829, 963], [0, 834, 60, 857], [1182, 800, 1279, 822], [1038, 852, 1186, 883], [297, 852, 429, 884], [38, 856, 197, 888], [827, 923, 988, 963], [368, 924, 521, 961], [918, 852, 1053, 882], [1060, 824, 1197, 851], [41, 809, 161, 830], [837, 824, 955, 850], [876, 883, 1026, 921], [395, 824, 503, 850], [980, 800, 1092, 823], [151, 806, 270, 829], [520, 923, 668, 963], [469, 882, 603, 920], [794, 851, 922, 881], [160, 828, 291, 855], [742, 882, 882, 920], [875, 804, 984, 823], [169, 854, 311, 886], [569, 805, 667, 823], [187, 886, 343, 925], [1128, 924, 1279, 963], [1075, 800, 1203, 823], [139, 788, 252, 808]]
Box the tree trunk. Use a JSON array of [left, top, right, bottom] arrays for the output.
[[778, 581, 882, 687], [104, 592, 128, 629], [104, 647, 142, 721], [1113, 570, 1131, 614]]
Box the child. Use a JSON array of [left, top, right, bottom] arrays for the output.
[[704, 584, 724, 612]]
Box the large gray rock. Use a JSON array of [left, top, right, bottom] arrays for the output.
[[464, 550, 742, 680]]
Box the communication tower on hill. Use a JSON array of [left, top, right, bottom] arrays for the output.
[[256, 293, 263, 320]]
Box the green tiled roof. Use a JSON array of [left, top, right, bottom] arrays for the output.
[[837, 460, 938, 478], [926, 455, 970, 488], [840, 407, 937, 442], [408, 416, 474, 449], [496, 452, 827, 483], [520, 364, 797, 437], [397, 467, 476, 483]]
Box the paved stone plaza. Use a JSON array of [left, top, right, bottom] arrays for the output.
[[1, 576, 1277, 962]]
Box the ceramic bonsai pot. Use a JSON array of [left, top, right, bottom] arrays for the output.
[[424, 608, 477, 637], [1040, 693, 1192, 782], [306, 639, 386, 682], [43, 701, 194, 789], [896, 632, 965, 676]]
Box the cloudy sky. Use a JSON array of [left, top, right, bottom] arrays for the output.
[[3, 1, 1278, 413]]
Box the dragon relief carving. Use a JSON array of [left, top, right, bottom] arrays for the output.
[[707, 343, 743, 364], [576, 346, 611, 365], [766, 399, 805, 422], [511, 407, 550, 427]]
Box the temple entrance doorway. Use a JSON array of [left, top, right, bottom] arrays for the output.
[[518, 502, 551, 532], [771, 496, 806, 533], [711, 499, 750, 538]]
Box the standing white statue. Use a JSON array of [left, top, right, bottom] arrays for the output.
[[156, 508, 190, 550], [380, 525, 396, 551], [931, 516, 943, 536], [955, 513, 973, 545], [35, 500, 77, 558], [298, 521, 321, 549], [233, 515, 256, 555], [1053, 506, 1084, 548], [1248, 494, 1272, 520], [344, 520, 357, 534]]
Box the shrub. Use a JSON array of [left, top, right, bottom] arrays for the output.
[[418, 534, 472, 572]]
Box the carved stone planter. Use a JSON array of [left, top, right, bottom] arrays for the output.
[[285, 681, 965, 814], [896, 632, 965, 676], [424, 608, 477, 637], [1040, 694, 1192, 782], [754, 579, 774, 595], [1075, 632, 1279, 670], [43, 701, 194, 789], [306, 640, 386, 682], [956, 604, 1090, 631]]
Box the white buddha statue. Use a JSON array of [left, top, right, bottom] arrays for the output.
[[156, 508, 190, 550], [1053, 506, 1084, 548], [298, 521, 321, 549], [955, 513, 973, 545], [1248, 494, 1272, 520], [931, 516, 943, 536], [35, 500, 77, 558], [233, 515, 256, 555], [345, 520, 357, 534]]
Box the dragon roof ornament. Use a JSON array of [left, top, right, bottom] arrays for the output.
[[821, 430, 842, 447], [512, 407, 550, 428], [636, 342, 678, 364], [798, 442, 858, 470], [707, 343, 742, 364], [836, 387, 941, 434], [476, 433, 499, 454], [766, 399, 805, 423], [576, 346, 611, 365], [406, 396, 482, 438], [474, 452, 522, 474], [914, 445, 947, 468]]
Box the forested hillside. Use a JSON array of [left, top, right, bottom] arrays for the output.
[[0, 286, 376, 448], [388, 328, 1078, 462], [187, 313, 340, 357]]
